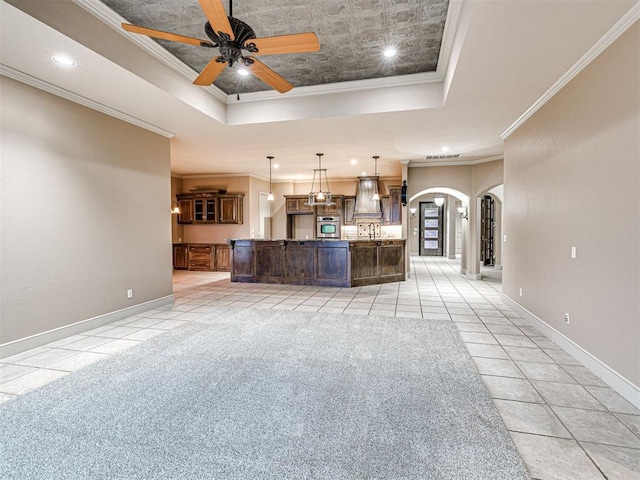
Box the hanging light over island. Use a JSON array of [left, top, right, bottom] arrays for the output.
[[307, 153, 335, 206], [266, 156, 274, 202]]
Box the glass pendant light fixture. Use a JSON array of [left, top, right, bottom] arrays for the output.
[[308, 153, 334, 205], [434, 193, 445, 207], [267, 156, 274, 202], [372, 155, 380, 201]]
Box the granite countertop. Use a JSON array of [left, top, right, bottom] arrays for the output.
[[229, 238, 405, 242]]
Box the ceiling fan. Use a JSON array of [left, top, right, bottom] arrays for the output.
[[121, 0, 320, 93]]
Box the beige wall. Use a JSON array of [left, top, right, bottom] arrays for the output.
[[503, 24, 639, 385], [181, 175, 251, 243], [409, 165, 474, 197], [271, 182, 294, 239], [1, 76, 173, 344]]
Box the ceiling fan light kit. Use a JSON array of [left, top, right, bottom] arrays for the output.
[[121, 0, 320, 94]]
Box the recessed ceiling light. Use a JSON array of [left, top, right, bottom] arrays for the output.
[[52, 56, 76, 67], [350, 159, 357, 165], [238, 68, 249, 76], [441, 146, 450, 152], [383, 47, 397, 58], [273, 163, 279, 169], [361, 171, 367, 176]]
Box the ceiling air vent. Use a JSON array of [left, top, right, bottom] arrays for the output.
[[424, 154, 462, 160]]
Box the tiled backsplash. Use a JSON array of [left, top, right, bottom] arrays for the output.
[[341, 225, 402, 239]]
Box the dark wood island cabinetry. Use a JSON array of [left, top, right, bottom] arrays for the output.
[[229, 239, 405, 287]]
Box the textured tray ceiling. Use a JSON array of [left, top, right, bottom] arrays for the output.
[[101, 0, 449, 94]]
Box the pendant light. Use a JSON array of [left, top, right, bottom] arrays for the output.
[[434, 193, 445, 207], [267, 156, 274, 202], [372, 155, 380, 201], [308, 153, 334, 205]]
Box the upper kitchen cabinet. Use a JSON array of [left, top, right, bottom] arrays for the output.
[[218, 194, 244, 224], [388, 185, 402, 225], [342, 196, 356, 225], [316, 195, 343, 217], [285, 195, 314, 214], [194, 193, 216, 223], [381, 186, 402, 225], [176, 191, 244, 225], [177, 197, 194, 224]]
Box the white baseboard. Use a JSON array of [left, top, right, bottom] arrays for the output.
[[466, 273, 482, 280], [0, 295, 174, 359], [501, 293, 640, 410]]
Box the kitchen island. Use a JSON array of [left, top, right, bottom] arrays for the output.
[[229, 239, 405, 287]]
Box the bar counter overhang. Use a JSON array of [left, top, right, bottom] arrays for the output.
[[229, 239, 406, 287]]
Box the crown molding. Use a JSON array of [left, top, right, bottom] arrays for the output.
[[501, 1, 640, 139], [180, 172, 278, 181], [176, 173, 402, 184], [71, 0, 228, 103], [435, 0, 465, 81], [409, 155, 503, 168], [226, 71, 442, 104], [1, 64, 175, 138]]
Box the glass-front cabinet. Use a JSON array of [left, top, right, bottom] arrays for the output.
[[193, 194, 216, 223]]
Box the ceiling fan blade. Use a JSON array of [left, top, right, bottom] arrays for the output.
[[199, 0, 235, 40], [251, 32, 320, 55], [122, 23, 214, 47], [194, 58, 227, 86], [248, 58, 293, 93]]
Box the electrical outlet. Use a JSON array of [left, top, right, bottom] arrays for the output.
[[519, 288, 523, 297], [503, 234, 507, 243], [127, 289, 133, 299], [571, 246, 577, 259], [564, 312, 570, 324]]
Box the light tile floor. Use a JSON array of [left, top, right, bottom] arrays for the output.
[[1, 257, 638, 479]]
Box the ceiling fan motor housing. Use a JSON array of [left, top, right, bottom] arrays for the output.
[[205, 17, 258, 65]]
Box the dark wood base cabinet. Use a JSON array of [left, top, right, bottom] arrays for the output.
[[173, 243, 230, 272], [229, 239, 405, 287]]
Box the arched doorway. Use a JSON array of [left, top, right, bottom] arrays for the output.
[[479, 185, 503, 273], [408, 188, 469, 258]]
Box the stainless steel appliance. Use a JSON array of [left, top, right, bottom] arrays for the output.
[[316, 216, 340, 238]]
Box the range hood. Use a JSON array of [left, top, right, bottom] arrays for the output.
[[353, 176, 382, 238], [353, 176, 382, 218]]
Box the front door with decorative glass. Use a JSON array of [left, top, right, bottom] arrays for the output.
[[419, 201, 443, 256]]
